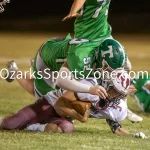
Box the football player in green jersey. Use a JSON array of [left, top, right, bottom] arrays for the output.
[[131, 74, 150, 113], [5, 1, 130, 98], [62, 0, 111, 41], [5, 35, 74, 98], [4, 35, 108, 99], [5, 36, 128, 100], [56, 38, 130, 97], [56, 0, 131, 97], [32, 35, 72, 96]]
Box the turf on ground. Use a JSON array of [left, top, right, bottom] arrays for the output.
[[0, 33, 150, 150]]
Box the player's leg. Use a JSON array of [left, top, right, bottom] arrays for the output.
[[0, 99, 55, 130], [126, 109, 143, 123], [44, 123, 63, 133], [121, 57, 143, 122], [25, 117, 74, 133], [47, 117, 74, 133], [4, 37, 64, 96], [123, 57, 143, 122], [124, 95, 143, 123], [5, 60, 35, 95], [0, 104, 37, 130]]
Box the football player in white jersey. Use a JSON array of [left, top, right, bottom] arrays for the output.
[[25, 69, 147, 138], [1, 64, 146, 138]]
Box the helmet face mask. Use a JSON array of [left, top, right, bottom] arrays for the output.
[[106, 85, 123, 100]]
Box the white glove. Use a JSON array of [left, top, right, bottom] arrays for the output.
[[134, 132, 147, 139]]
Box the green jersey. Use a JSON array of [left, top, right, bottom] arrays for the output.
[[67, 40, 103, 78], [132, 74, 150, 112], [74, 0, 111, 40], [67, 0, 113, 77], [33, 34, 72, 95]]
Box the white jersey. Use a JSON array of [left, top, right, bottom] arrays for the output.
[[76, 79, 127, 122], [42, 79, 127, 122]]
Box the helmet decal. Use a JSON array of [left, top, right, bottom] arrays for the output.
[[101, 45, 113, 58], [117, 72, 130, 89], [111, 69, 131, 96], [98, 39, 127, 70]]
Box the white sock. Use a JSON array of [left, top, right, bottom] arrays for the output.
[[24, 124, 47, 132]]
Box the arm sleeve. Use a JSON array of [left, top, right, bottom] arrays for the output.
[[56, 67, 91, 93]]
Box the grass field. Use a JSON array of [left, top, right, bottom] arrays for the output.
[[0, 32, 150, 150]]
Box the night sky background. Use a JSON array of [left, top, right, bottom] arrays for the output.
[[0, 0, 150, 33]]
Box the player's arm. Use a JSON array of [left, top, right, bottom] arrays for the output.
[[56, 62, 108, 99], [62, 0, 86, 21], [106, 119, 147, 139]]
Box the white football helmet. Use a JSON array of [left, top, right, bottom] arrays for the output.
[[0, 0, 10, 13], [110, 69, 130, 97]]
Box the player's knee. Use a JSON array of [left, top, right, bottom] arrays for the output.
[[0, 117, 18, 130], [59, 121, 74, 133]]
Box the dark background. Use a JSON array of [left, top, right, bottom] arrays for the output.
[[0, 0, 150, 33]]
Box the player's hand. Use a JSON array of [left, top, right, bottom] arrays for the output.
[[127, 85, 137, 95], [62, 13, 82, 21], [89, 86, 108, 99], [134, 132, 148, 139]]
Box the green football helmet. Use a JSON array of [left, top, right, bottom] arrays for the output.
[[95, 38, 127, 81]]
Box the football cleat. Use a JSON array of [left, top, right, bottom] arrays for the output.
[[5, 60, 19, 82], [127, 109, 143, 123]]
